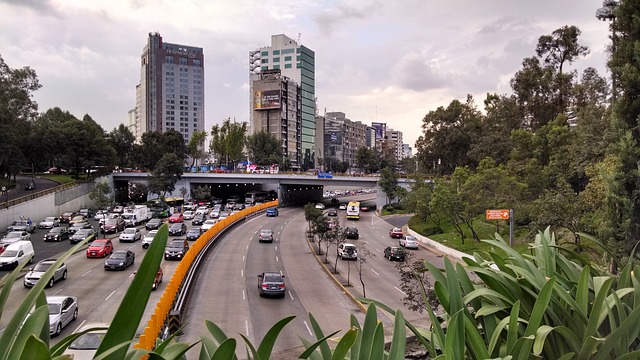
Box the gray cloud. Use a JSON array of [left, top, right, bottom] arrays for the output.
[[390, 53, 446, 91]]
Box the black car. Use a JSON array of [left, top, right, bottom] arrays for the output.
[[102, 218, 125, 233], [145, 218, 162, 230], [70, 228, 96, 244], [384, 246, 406, 261], [345, 226, 359, 240], [327, 209, 338, 217], [104, 250, 135, 270], [168, 223, 187, 236], [186, 228, 201, 241], [191, 214, 205, 226], [165, 239, 189, 260], [44, 227, 69, 242], [68, 221, 92, 234], [24, 181, 35, 190]]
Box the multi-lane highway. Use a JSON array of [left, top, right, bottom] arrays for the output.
[[0, 196, 445, 357]]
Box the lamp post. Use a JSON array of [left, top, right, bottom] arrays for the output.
[[596, 0, 619, 102]]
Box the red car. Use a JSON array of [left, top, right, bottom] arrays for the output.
[[389, 227, 404, 239], [168, 213, 184, 223], [152, 268, 164, 290], [86, 238, 114, 258]]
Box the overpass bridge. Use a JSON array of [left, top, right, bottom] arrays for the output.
[[111, 172, 410, 209]]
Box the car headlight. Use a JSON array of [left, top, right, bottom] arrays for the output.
[[119, 262, 124, 266], [104, 261, 108, 265]]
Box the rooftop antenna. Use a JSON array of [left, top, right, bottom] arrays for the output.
[[298, 32, 301, 44]]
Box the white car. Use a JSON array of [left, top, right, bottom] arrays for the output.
[[64, 322, 109, 358], [209, 209, 221, 219], [339, 203, 347, 210], [39, 216, 60, 229], [93, 210, 108, 221], [142, 230, 158, 249], [338, 243, 358, 260], [119, 228, 141, 242], [183, 210, 195, 220], [315, 203, 325, 210], [2, 231, 31, 242], [195, 206, 209, 216], [399, 235, 419, 249], [201, 219, 217, 232], [24, 258, 68, 288], [47, 295, 78, 337]]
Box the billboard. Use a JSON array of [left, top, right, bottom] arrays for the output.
[[254, 90, 281, 110], [371, 122, 386, 140]]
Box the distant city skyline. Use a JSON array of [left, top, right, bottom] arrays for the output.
[[0, 0, 612, 148]]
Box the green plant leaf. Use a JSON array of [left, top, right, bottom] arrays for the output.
[[255, 315, 295, 359], [358, 303, 379, 360], [330, 327, 358, 360], [18, 335, 50, 360], [386, 310, 406, 360], [9, 305, 49, 360], [95, 223, 168, 359], [592, 304, 640, 360], [307, 312, 333, 360], [444, 309, 465, 360], [210, 338, 237, 360], [532, 325, 554, 355]]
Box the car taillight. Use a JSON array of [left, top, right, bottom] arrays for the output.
[[261, 283, 268, 289], [279, 284, 285, 289]]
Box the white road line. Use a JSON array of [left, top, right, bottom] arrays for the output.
[[370, 269, 379, 276], [245, 320, 250, 336], [394, 286, 406, 295], [243, 289, 246, 300], [288, 291, 294, 301], [105, 290, 117, 301], [53, 288, 62, 295], [275, 256, 279, 262], [72, 320, 87, 333], [303, 320, 313, 336], [128, 273, 134, 278], [81, 269, 92, 277], [275, 246, 278, 251], [241, 270, 244, 277], [246, 244, 249, 249], [243, 255, 246, 262]]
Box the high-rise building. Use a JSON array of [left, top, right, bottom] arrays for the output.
[[323, 112, 367, 172], [250, 34, 315, 169], [135, 32, 204, 143], [249, 69, 302, 169]]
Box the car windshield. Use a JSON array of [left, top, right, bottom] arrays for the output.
[[44, 217, 55, 222], [260, 230, 272, 235], [92, 241, 108, 247], [169, 241, 184, 248], [69, 332, 105, 350], [76, 230, 90, 235], [405, 236, 416, 241], [188, 230, 199, 234], [49, 228, 62, 234], [13, 220, 28, 226], [146, 231, 157, 237], [204, 221, 215, 225], [48, 304, 61, 315], [110, 252, 127, 259], [124, 229, 136, 234], [106, 219, 118, 225], [0, 250, 18, 257], [264, 274, 283, 282], [33, 263, 52, 272], [6, 232, 22, 238]]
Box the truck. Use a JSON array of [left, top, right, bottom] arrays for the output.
[[121, 205, 150, 227]]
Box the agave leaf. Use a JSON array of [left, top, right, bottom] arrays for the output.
[[532, 325, 554, 355], [298, 330, 341, 360], [209, 338, 237, 360], [330, 327, 358, 360], [255, 315, 295, 359], [50, 325, 109, 356], [592, 304, 640, 360], [615, 350, 640, 360], [583, 277, 614, 339], [487, 316, 510, 355], [552, 326, 581, 354], [444, 258, 463, 314], [463, 288, 512, 307], [307, 312, 333, 360], [153, 324, 195, 355], [386, 310, 406, 360], [475, 304, 509, 318], [463, 314, 490, 360], [95, 224, 168, 359], [576, 336, 604, 360], [505, 301, 521, 354], [513, 277, 556, 356], [357, 303, 378, 360], [8, 305, 48, 360], [369, 323, 385, 360], [92, 341, 134, 360], [18, 335, 50, 360], [575, 266, 591, 319], [349, 314, 361, 360], [125, 348, 151, 360], [198, 337, 219, 360], [444, 310, 465, 360], [238, 333, 259, 359]]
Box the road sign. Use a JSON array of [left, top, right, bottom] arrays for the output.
[[486, 209, 510, 220]]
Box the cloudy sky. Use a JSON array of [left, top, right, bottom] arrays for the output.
[[0, 0, 612, 148]]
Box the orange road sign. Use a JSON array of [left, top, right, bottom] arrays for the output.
[[486, 209, 510, 220]]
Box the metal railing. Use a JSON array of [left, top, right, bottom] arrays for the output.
[[0, 181, 78, 208]]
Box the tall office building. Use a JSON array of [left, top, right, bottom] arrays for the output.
[[135, 32, 205, 143], [323, 112, 367, 172], [250, 34, 315, 169]]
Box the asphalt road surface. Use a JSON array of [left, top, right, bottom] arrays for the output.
[[3, 175, 61, 202]]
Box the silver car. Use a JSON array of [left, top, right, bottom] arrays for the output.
[[39, 216, 60, 229], [24, 258, 68, 288], [3, 231, 31, 242], [47, 295, 78, 337], [399, 235, 419, 250]]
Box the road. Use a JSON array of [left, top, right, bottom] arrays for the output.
[[2, 175, 61, 203]]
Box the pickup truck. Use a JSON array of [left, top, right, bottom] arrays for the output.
[[6, 218, 36, 233]]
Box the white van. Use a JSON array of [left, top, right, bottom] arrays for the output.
[[0, 241, 35, 270]]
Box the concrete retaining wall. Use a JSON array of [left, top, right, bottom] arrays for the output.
[[405, 226, 473, 261]]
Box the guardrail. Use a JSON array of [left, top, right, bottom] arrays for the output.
[[0, 181, 78, 208], [135, 200, 278, 351]]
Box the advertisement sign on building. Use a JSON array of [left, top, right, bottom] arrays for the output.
[[371, 122, 385, 140], [254, 90, 281, 110]]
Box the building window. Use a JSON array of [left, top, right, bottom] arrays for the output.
[[261, 66, 268, 71], [193, 59, 201, 66], [273, 50, 280, 55], [273, 57, 280, 63], [179, 57, 188, 65], [166, 56, 174, 64], [261, 58, 268, 64], [285, 64, 292, 69], [284, 56, 292, 61], [273, 65, 280, 69], [296, 62, 301, 68], [261, 51, 268, 56], [282, 48, 295, 54]]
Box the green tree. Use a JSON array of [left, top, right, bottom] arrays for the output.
[[89, 181, 113, 209], [186, 130, 207, 170], [147, 153, 184, 199], [246, 131, 282, 165], [378, 167, 399, 203], [108, 124, 136, 169], [209, 118, 247, 169], [430, 178, 467, 242]]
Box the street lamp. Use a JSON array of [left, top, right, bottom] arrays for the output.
[[596, 0, 620, 101]]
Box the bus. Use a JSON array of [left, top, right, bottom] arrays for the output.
[[245, 190, 269, 205], [346, 201, 361, 220]]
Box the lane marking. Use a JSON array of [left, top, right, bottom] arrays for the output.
[[81, 269, 92, 277], [275, 256, 279, 262], [370, 269, 379, 276], [303, 320, 313, 336], [243, 255, 246, 262], [394, 286, 406, 295], [245, 320, 249, 336], [105, 290, 117, 301], [275, 246, 278, 251], [288, 291, 294, 301], [241, 270, 244, 277], [243, 289, 246, 300]]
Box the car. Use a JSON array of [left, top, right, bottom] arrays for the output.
[[60, 212, 75, 223], [7, 218, 36, 233], [265, 207, 279, 217], [218, 211, 230, 220], [399, 235, 419, 249], [68, 221, 92, 234], [86, 238, 113, 258], [227, 195, 241, 203], [46, 295, 78, 337], [344, 227, 359, 240], [209, 209, 221, 219], [259, 229, 274, 243], [233, 203, 245, 211], [183, 210, 195, 220], [389, 227, 404, 239], [384, 246, 406, 261], [142, 230, 158, 249], [102, 217, 125, 233], [168, 222, 188, 236], [165, 239, 189, 260], [104, 250, 135, 270], [47, 167, 68, 174], [63, 322, 109, 358], [327, 208, 338, 217], [70, 228, 96, 244], [0, 241, 35, 269], [186, 228, 201, 241], [315, 203, 325, 210], [360, 205, 370, 212], [225, 202, 236, 211], [201, 219, 217, 232], [257, 272, 286, 298], [24, 181, 35, 190], [210, 196, 223, 205], [93, 210, 108, 221], [145, 218, 163, 230], [195, 206, 209, 216], [338, 243, 358, 260], [191, 214, 205, 226], [44, 227, 69, 242], [39, 216, 60, 229], [79, 208, 94, 217], [68, 215, 87, 225], [152, 268, 164, 290], [0, 242, 9, 255], [338, 203, 347, 210], [24, 258, 68, 288], [112, 205, 124, 213], [3, 230, 31, 242], [119, 228, 142, 242], [168, 213, 184, 223]]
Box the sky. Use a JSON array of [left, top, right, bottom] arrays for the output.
[[0, 0, 613, 149]]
